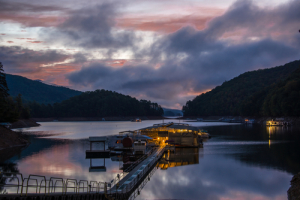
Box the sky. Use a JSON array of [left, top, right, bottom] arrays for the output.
[[0, 0, 300, 109]]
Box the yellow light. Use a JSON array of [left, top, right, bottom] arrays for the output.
[[158, 137, 160, 140]]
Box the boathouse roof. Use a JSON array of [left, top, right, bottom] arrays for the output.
[[139, 122, 200, 132]]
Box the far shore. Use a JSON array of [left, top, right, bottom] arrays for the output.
[[31, 116, 167, 122], [10, 115, 300, 129]]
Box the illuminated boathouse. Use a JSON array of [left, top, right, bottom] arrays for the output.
[[138, 122, 208, 147]]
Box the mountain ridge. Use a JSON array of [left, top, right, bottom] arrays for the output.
[[6, 74, 82, 104], [183, 60, 300, 117]]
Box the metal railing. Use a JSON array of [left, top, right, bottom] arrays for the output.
[[128, 164, 158, 200], [0, 173, 110, 196], [110, 147, 158, 188], [0, 147, 165, 198], [124, 147, 157, 172], [116, 146, 165, 194]]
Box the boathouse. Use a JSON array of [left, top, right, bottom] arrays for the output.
[[266, 118, 290, 126], [138, 122, 204, 147]]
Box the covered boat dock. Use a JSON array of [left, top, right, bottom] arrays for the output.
[[138, 122, 207, 147]]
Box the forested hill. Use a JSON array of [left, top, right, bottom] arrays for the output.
[[183, 60, 300, 117], [260, 66, 300, 116], [29, 89, 164, 118], [6, 74, 82, 104]]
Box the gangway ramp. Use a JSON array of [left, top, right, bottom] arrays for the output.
[[109, 146, 165, 194]]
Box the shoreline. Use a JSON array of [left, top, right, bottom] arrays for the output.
[[0, 126, 30, 151], [10, 119, 40, 129], [31, 116, 167, 122], [181, 116, 300, 126]]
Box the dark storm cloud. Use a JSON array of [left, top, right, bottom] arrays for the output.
[[0, 0, 66, 27], [0, 46, 70, 74], [0, 0, 65, 13], [43, 3, 137, 51], [66, 0, 300, 107], [156, 0, 300, 56], [67, 63, 189, 100], [67, 38, 299, 105]]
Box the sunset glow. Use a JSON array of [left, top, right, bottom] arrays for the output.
[[0, 0, 299, 108]]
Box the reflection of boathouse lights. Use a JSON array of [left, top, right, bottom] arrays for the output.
[[268, 126, 271, 148]]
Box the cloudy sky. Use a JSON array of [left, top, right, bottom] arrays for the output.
[[0, 0, 299, 108]]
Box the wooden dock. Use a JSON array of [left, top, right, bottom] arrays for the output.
[[0, 147, 165, 200]]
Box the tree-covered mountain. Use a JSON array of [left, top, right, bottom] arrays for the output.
[[261, 66, 300, 116], [183, 60, 300, 117], [6, 74, 82, 104], [29, 89, 164, 118]]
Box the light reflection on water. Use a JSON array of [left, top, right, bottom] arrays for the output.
[[3, 121, 300, 199], [7, 139, 122, 182]]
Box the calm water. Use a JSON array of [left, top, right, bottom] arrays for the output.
[[3, 120, 300, 199]]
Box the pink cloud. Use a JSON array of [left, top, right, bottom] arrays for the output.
[[0, 13, 63, 27], [17, 38, 36, 40], [7, 41, 14, 43], [27, 41, 43, 43], [117, 15, 214, 33]]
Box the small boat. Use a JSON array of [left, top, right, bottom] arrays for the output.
[[131, 118, 142, 122]]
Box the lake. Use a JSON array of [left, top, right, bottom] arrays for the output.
[[3, 120, 300, 199]]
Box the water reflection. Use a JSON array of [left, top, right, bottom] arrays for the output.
[[3, 122, 300, 199], [5, 137, 122, 183], [135, 125, 300, 200], [158, 148, 201, 170], [13, 120, 242, 139], [137, 154, 290, 200], [0, 163, 19, 194]]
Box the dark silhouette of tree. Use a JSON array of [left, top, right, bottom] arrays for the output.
[[0, 62, 9, 98], [0, 63, 26, 122], [0, 163, 20, 193]]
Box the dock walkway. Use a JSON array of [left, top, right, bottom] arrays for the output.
[[110, 146, 164, 193]]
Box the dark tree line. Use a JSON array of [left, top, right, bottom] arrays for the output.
[[0, 63, 29, 122], [261, 67, 300, 116], [183, 60, 300, 117], [28, 90, 164, 118], [1, 62, 163, 121]]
